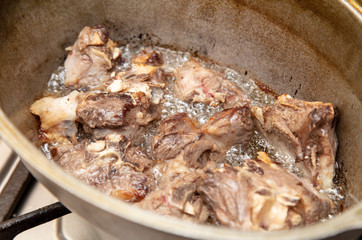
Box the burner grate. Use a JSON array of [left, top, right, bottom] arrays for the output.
[[0, 140, 70, 239]]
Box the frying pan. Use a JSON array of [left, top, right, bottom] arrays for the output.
[[0, 0, 361, 239]]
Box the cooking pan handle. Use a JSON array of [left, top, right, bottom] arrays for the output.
[[0, 202, 71, 239]]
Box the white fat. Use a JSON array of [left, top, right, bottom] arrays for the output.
[[106, 133, 125, 143], [89, 48, 112, 68], [87, 141, 106, 152], [132, 63, 157, 75], [30, 91, 79, 130], [107, 79, 126, 93], [90, 31, 104, 45], [151, 88, 164, 105], [289, 211, 302, 226], [137, 112, 144, 119], [107, 79, 152, 98], [128, 82, 151, 97], [97, 149, 120, 160], [277, 94, 292, 102], [252, 106, 264, 125], [112, 47, 121, 60], [184, 201, 196, 215]]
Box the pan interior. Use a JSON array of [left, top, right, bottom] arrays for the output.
[[0, 0, 361, 237]]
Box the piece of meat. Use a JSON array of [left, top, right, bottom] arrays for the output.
[[152, 107, 253, 168], [76, 92, 161, 129], [85, 124, 148, 146], [175, 60, 224, 106], [51, 134, 154, 202], [182, 140, 215, 169], [107, 48, 167, 106], [182, 107, 254, 168], [64, 25, 121, 89], [221, 79, 250, 109], [199, 152, 332, 231], [131, 48, 164, 75], [202, 106, 254, 150], [132, 48, 164, 66], [251, 94, 338, 190], [76, 93, 133, 128], [135, 156, 209, 223], [124, 146, 154, 171], [29, 91, 80, 142], [152, 113, 202, 161], [175, 59, 249, 108], [107, 68, 166, 104]]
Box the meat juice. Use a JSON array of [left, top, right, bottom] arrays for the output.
[[45, 44, 345, 219]]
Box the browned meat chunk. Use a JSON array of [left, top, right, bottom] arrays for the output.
[[152, 113, 202, 161], [202, 106, 253, 150], [76, 93, 133, 128], [76, 92, 161, 142], [182, 140, 215, 169], [135, 157, 209, 222], [221, 79, 250, 109], [175, 59, 249, 108], [198, 152, 332, 230], [124, 146, 154, 171], [85, 124, 148, 146], [251, 94, 338, 190], [64, 25, 121, 89], [51, 134, 154, 202], [152, 107, 253, 168]]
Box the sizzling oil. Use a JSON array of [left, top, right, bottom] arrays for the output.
[[46, 45, 345, 216]]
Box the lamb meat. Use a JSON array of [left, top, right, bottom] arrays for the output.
[[199, 152, 332, 230], [107, 68, 166, 104], [124, 146, 154, 171], [152, 107, 253, 168], [135, 156, 209, 223], [152, 113, 202, 161], [182, 140, 215, 169], [76, 93, 134, 128], [175, 59, 249, 108], [51, 134, 154, 202], [131, 48, 164, 75], [29, 25, 342, 230], [107, 49, 167, 107], [202, 106, 254, 150], [184, 107, 254, 168], [76, 92, 161, 142], [174, 60, 224, 106], [251, 94, 338, 190], [221, 79, 251, 109], [85, 124, 148, 146], [64, 25, 121, 89], [30, 91, 80, 142]]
